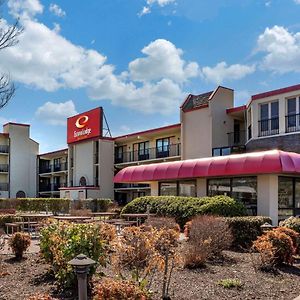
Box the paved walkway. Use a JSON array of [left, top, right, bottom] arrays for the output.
[[0, 235, 40, 255]]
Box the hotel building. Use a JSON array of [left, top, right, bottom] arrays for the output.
[[0, 82, 296, 225]]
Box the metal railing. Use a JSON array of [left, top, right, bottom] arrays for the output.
[[0, 164, 8, 172], [39, 162, 68, 174], [227, 130, 246, 147], [39, 183, 66, 192], [0, 145, 9, 153], [258, 117, 279, 137], [0, 183, 8, 191], [286, 114, 300, 133], [114, 143, 181, 164]]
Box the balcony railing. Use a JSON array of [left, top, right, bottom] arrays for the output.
[[0, 182, 8, 191], [39, 162, 68, 174], [258, 117, 279, 137], [115, 143, 181, 164], [286, 114, 300, 133], [0, 164, 8, 173], [227, 130, 246, 147], [0, 145, 9, 153]]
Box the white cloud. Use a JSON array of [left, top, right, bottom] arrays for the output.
[[256, 25, 300, 73], [294, 0, 300, 4], [147, 0, 176, 7], [129, 39, 199, 83], [202, 62, 255, 84], [138, 6, 151, 17], [8, 0, 43, 19], [49, 3, 66, 17], [53, 22, 61, 33], [35, 100, 77, 125]]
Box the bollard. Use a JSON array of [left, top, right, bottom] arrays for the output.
[[68, 254, 96, 300]]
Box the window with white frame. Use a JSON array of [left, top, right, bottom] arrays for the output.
[[259, 101, 279, 136], [286, 97, 300, 132]]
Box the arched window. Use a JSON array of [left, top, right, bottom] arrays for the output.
[[79, 176, 87, 186], [16, 190, 26, 198]]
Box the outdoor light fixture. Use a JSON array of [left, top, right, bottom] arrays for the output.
[[68, 254, 96, 300], [260, 222, 274, 232]]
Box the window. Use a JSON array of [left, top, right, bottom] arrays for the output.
[[115, 146, 126, 163], [160, 182, 177, 196], [159, 180, 196, 197], [156, 138, 170, 158], [137, 141, 149, 161], [259, 101, 279, 136], [208, 177, 257, 216], [286, 97, 300, 132], [278, 177, 300, 220], [212, 147, 231, 157], [79, 176, 87, 186], [53, 158, 61, 172], [16, 190, 26, 198]]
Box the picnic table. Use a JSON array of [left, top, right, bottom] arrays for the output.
[[121, 213, 156, 226], [91, 212, 117, 220], [53, 216, 92, 222], [17, 213, 53, 235]]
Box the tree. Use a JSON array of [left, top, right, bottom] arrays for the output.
[[0, 2, 23, 109]]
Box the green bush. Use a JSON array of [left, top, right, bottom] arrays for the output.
[[280, 217, 300, 233], [40, 221, 116, 287], [0, 198, 70, 214], [76, 198, 113, 212], [226, 216, 272, 249], [122, 196, 247, 228], [0, 214, 23, 230], [9, 232, 31, 260]]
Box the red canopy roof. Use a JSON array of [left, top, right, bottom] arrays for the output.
[[114, 150, 300, 183]]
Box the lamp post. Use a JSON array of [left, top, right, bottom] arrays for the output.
[[68, 254, 96, 300], [260, 222, 275, 232]]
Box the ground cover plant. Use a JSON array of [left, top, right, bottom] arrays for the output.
[[9, 232, 31, 260], [39, 220, 116, 288], [122, 195, 246, 228]]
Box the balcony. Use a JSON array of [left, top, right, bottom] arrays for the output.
[[39, 183, 66, 192], [258, 118, 279, 137], [286, 114, 300, 133], [227, 130, 246, 147], [39, 162, 68, 174], [0, 145, 9, 154], [0, 182, 8, 191], [0, 164, 8, 173], [115, 143, 181, 164]]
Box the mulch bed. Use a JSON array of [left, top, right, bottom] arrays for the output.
[[1, 251, 300, 300]]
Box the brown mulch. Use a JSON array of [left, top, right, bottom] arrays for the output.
[[1, 251, 300, 300]]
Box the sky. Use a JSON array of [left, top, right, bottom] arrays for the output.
[[1, 0, 300, 153]]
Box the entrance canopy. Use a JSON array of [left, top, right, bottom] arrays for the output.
[[114, 150, 300, 183]]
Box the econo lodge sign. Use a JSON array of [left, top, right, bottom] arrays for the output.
[[67, 107, 102, 144]]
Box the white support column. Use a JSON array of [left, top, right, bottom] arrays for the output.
[[196, 178, 207, 197], [257, 174, 278, 225], [150, 182, 159, 196]]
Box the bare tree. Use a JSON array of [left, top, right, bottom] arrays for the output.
[[0, 2, 23, 109]]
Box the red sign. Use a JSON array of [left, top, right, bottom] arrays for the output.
[[67, 107, 102, 144]]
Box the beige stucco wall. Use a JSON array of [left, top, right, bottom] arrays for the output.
[[257, 174, 278, 225], [210, 87, 235, 148], [248, 88, 300, 140], [196, 178, 207, 197], [98, 139, 114, 199], [4, 124, 38, 198], [150, 182, 159, 196], [72, 141, 94, 186], [181, 107, 212, 159]]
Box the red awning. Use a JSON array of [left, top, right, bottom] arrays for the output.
[[114, 150, 300, 183]]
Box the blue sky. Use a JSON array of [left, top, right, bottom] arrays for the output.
[[1, 0, 300, 152]]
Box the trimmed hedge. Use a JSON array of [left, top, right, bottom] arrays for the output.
[[0, 198, 70, 214], [121, 195, 247, 228], [74, 198, 113, 212], [0, 214, 23, 229], [226, 216, 272, 250]]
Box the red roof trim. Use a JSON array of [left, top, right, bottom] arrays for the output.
[[3, 122, 30, 127], [251, 84, 300, 101], [226, 105, 247, 114], [114, 123, 181, 140], [114, 150, 300, 183], [39, 148, 68, 157], [180, 94, 192, 109]]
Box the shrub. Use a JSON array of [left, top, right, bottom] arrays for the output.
[[183, 215, 232, 268], [0, 198, 70, 214], [252, 229, 296, 268], [280, 217, 300, 233], [145, 217, 180, 232], [40, 221, 116, 287], [122, 196, 246, 229], [274, 227, 300, 253], [93, 278, 149, 300], [71, 199, 113, 213], [217, 279, 243, 289], [0, 214, 23, 230], [9, 232, 31, 260], [226, 216, 272, 250], [27, 294, 56, 300]]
